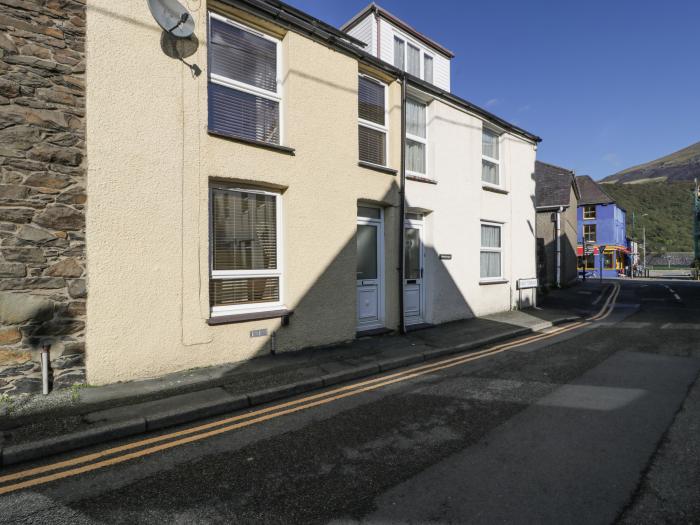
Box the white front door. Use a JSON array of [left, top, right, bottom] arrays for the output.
[[357, 208, 384, 331], [404, 220, 425, 325]]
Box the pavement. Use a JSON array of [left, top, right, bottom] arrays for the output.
[[2, 279, 699, 523], [0, 286, 591, 467]]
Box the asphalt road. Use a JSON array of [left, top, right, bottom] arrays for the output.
[[1, 280, 700, 524]]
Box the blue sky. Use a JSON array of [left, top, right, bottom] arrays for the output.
[[287, 0, 700, 180]]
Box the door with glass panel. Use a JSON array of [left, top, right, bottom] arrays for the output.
[[404, 218, 425, 325], [356, 207, 384, 331]]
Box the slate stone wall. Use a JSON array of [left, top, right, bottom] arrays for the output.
[[0, 0, 86, 395]]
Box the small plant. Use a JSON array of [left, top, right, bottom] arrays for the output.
[[0, 393, 14, 414], [70, 383, 86, 403]]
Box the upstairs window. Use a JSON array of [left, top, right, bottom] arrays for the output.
[[407, 43, 421, 76], [393, 36, 405, 70], [358, 75, 388, 167], [208, 13, 281, 145], [481, 128, 501, 186], [583, 205, 596, 220], [210, 186, 282, 314], [583, 224, 597, 243], [393, 36, 435, 83], [424, 54, 434, 84], [406, 97, 427, 175]]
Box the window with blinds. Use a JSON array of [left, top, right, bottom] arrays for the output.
[[358, 75, 388, 167], [210, 187, 282, 313], [406, 97, 427, 175], [482, 128, 501, 186], [208, 13, 281, 145], [480, 223, 503, 280]]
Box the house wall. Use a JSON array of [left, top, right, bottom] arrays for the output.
[[405, 97, 537, 322], [0, 1, 87, 394], [561, 187, 579, 285], [85, 1, 403, 384], [535, 192, 579, 288]]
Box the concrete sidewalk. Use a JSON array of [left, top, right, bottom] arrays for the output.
[[0, 302, 588, 467]]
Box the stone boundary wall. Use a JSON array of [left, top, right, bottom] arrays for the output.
[[0, 0, 86, 395]]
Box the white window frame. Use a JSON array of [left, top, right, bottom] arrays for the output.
[[209, 185, 285, 316], [481, 127, 502, 189], [583, 205, 596, 220], [406, 96, 428, 178], [358, 73, 389, 168], [480, 221, 503, 282], [208, 11, 284, 145], [393, 33, 435, 83]]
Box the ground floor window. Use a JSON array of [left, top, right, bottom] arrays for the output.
[[578, 254, 595, 270], [603, 251, 614, 269], [209, 185, 283, 315], [480, 222, 502, 280]]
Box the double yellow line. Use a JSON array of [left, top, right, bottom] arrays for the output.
[[0, 284, 620, 495]]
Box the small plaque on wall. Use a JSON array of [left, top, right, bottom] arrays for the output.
[[439, 254, 452, 260]]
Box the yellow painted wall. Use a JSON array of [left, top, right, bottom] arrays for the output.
[[85, 1, 401, 384]]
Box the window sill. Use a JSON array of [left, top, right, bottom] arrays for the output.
[[406, 174, 437, 185], [482, 184, 508, 194], [208, 130, 296, 155], [479, 279, 508, 286], [358, 161, 398, 175], [207, 308, 293, 326]]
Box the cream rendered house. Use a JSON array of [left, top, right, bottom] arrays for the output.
[[344, 5, 540, 324]]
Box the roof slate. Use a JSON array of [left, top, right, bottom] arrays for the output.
[[575, 175, 616, 206], [534, 161, 578, 208]]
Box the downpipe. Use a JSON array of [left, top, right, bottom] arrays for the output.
[[41, 343, 51, 395], [555, 207, 562, 287]]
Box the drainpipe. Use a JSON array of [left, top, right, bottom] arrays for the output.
[[398, 74, 407, 334], [375, 11, 381, 58], [41, 343, 51, 395], [555, 206, 562, 287]]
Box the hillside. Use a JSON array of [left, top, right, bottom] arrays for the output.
[[601, 182, 695, 252], [601, 141, 700, 184]]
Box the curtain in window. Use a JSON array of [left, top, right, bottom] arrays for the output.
[[480, 252, 501, 278], [406, 139, 426, 174], [480, 225, 502, 278], [407, 44, 420, 76], [406, 98, 426, 138], [482, 130, 499, 159], [211, 189, 277, 271], [358, 77, 385, 125], [481, 225, 501, 248], [393, 37, 405, 70], [482, 160, 499, 185], [209, 18, 277, 93], [208, 83, 280, 144], [424, 55, 433, 83]]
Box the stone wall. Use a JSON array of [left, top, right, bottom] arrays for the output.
[[0, 0, 86, 395]]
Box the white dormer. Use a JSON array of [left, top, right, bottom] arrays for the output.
[[341, 3, 453, 92]]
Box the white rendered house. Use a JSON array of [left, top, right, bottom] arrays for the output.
[[345, 4, 539, 325]]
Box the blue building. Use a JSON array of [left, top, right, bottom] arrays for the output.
[[576, 176, 630, 278]]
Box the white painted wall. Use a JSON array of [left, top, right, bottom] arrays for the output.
[[405, 96, 537, 322]]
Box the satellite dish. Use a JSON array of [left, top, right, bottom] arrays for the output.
[[148, 0, 195, 39]]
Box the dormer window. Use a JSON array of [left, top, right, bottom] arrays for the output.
[[393, 36, 435, 84]]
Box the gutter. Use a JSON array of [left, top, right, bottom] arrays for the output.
[[218, 0, 541, 145]]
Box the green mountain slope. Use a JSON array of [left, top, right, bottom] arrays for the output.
[[600, 182, 695, 252], [601, 141, 700, 184]]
